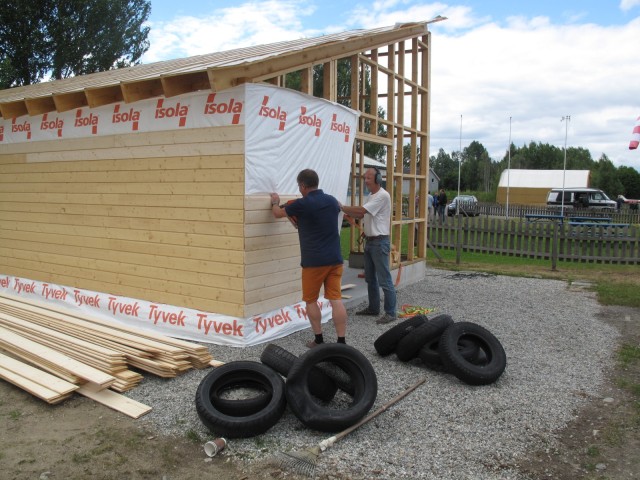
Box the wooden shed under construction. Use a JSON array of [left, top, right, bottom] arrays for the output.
[[0, 22, 436, 342]]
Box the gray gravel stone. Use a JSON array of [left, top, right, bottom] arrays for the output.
[[125, 267, 619, 479]]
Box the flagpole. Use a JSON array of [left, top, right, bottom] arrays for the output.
[[561, 115, 570, 217], [457, 114, 462, 215], [506, 116, 512, 219]]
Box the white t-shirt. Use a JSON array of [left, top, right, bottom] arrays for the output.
[[363, 188, 391, 237]]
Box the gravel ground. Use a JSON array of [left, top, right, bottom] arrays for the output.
[[126, 267, 619, 479]]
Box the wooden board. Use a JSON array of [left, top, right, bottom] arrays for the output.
[[77, 384, 152, 419], [0, 326, 115, 388]]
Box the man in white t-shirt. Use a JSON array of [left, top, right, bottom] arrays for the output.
[[341, 167, 397, 324]]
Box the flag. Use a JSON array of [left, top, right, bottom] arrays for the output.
[[631, 116, 640, 150]]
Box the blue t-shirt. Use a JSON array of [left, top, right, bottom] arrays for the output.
[[284, 189, 343, 268]]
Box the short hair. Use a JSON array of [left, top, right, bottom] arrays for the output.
[[297, 169, 319, 188]]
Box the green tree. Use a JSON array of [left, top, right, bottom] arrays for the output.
[[617, 165, 640, 199], [0, 1, 50, 87], [430, 148, 458, 191], [591, 154, 623, 198], [0, 0, 150, 88]]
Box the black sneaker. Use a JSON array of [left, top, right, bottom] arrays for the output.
[[355, 307, 379, 316]]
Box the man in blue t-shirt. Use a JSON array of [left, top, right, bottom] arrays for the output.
[[270, 169, 347, 348]]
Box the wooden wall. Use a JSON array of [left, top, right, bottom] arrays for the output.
[[0, 126, 254, 317], [244, 196, 302, 317], [496, 187, 550, 206]]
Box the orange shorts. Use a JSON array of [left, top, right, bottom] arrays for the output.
[[301, 264, 344, 303]]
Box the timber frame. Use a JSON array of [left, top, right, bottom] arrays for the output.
[[0, 22, 433, 266]]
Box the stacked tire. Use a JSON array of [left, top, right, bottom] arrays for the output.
[[195, 343, 378, 437], [374, 315, 506, 385]]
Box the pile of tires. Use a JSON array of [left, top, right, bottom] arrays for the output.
[[195, 343, 378, 438], [374, 314, 506, 386]]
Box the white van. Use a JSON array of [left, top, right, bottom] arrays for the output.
[[546, 188, 616, 212]]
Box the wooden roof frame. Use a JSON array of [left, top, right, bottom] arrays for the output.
[[0, 22, 429, 118], [0, 21, 435, 263]]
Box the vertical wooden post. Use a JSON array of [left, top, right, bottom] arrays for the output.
[[456, 214, 462, 264], [551, 221, 558, 271]]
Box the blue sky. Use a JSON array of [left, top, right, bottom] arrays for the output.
[[143, 0, 640, 172]]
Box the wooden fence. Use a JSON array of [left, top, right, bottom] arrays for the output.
[[428, 215, 640, 265], [479, 203, 640, 225]]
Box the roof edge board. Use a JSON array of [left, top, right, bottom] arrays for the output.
[[207, 23, 428, 94]]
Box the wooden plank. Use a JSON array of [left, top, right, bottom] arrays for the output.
[[0, 268, 244, 316], [0, 295, 211, 367], [245, 269, 298, 291], [244, 256, 300, 277], [245, 244, 303, 264], [0, 234, 245, 265], [244, 195, 299, 210], [244, 291, 302, 318], [0, 126, 245, 155], [25, 141, 245, 163], [0, 293, 204, 359], [0, 192, 244, 209], [0, 169, 245, 186], [0, 351, 78, 396], [2, 221, 243, 251], [0, 202, 244, 223], [0, 211, 245, 237], [244, 278, 300, 304], [1, 179, 245, 194], [0, 154, 244, 174], [245, 233, 299, 251], [77, 384, 152, 419], [0, 326, 116, 389], [0, 247, 245, 281], [0, 365, 72, 404]]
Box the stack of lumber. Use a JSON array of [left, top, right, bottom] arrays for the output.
[[0, 292, 215, 418], [0, 351, 78, 404]]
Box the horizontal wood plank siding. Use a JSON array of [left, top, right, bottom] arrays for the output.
[[0, 126, 247, 316], [243, 195, 302, 317]]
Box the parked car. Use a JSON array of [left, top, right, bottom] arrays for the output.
[[447, 195, 479, 216], [546, 188, 616, 212]]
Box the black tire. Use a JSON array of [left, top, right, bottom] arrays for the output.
[[209, 371, 273, 416], [286, 344, 377, 432], [418, 336, 480, 371], [395, 314, 454, 362], [260, 344, 338, 401], [438, 322, 507, 385], [373, 315, 427, 356], [195, 361, 286, 438], [315, 361, 356, 396]]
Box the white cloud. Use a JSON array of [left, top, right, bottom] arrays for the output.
[[141, 1, 640, 170], [143, 0, 317, 62], [429, 17, 640, 168], [620, 0, 640, 12]]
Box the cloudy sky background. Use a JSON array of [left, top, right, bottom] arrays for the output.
[[143, 0, 640, 171]]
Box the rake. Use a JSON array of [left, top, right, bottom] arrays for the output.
[[276, 377, 426, 477]]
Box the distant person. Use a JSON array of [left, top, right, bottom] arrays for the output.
[[616, 195, 624, 211], [341, 167, 397, 325], [427, 192, 435, 223], [270, 169, 347, 348], [437, 188, 448, 224]]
